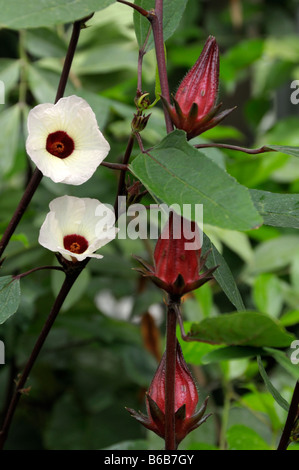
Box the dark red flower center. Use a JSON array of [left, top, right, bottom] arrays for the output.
[[63, 234, 88, 254], [46, 131, 74, 159]]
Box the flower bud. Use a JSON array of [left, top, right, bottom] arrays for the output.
[[161, 36, 235, 139], [126, 342, 211, 447], [131, 112, 151, 133], [134, 211, 217, 298]]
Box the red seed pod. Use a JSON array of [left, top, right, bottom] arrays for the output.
[[134, 211, 217, 298], [126, 342, 211, 447], [161, 36, 236, 140]]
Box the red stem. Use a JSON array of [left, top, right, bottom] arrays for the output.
[[148, 1, 173, 134], [164, 297, 178, 450], [194, 143, 273, 155], [114, 133, 135, 216], [0, 271, 81, 450], [277, 381, 299, 450]]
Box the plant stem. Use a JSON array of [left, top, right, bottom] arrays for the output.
[[13, 265, 64, 281], [0, 19, 83, 261], [137, 26, 152, 95], [114, 133, 135, 216], [0, 270, 82, 450], [54, 19, 82, 104], [101, 161, 129, 171], [148, 1, 173, 134], [117, 0, 149, 17], [164, 296, 179, 450], [277, 380, 299, 450], [194, 143, 273, 155], [0, 168, 43, 259]]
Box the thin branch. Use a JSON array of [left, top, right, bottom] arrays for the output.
[[0, 269, 83, 450], [116, 0, 149, 17], [194, 143, 273, 155], [100, 161, 129, 171], [54, 17, 87, 103], [137, 25, 152, 94], [277, 381, 299, 450], [0, 168, 43, 260], [164, 296, 179, 450], [114, 134, 135, 217], [13, 265, 64, 281], [148, 1, 173, 134]]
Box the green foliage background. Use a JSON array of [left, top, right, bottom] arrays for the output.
[[0, 0, 298, 450]]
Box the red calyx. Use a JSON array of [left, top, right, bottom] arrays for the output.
[[161, 36, 236, 140], [126, 342, 211, 448], [134, 211, 217, 298]]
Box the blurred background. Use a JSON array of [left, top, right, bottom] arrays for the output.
[[0, 0, 298, 450]]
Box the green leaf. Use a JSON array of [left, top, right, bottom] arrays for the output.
[[24, 28, 67, 59], [27, 64, 74, 103], [253, 273, 283, 318], [202, 233, 245, 311], [0, 276, 21, 324], [245, 235, 299, 275], [221, 38, 264, 83], [130, 130, 263, 231], [201, 346, 264, 364], [241, 389, 283, 431], [177, 323, 220, 365], [72, 43, 138, 75], [188, 312, 294, 348], [251, 189, 299, 229], [257, 356, 290, 411], [226, 425, 272, 450], [280, 310, 299, 327], [0, 58, 20, 95], [0, 105, 21, 174], [134, 0, 188, 51], [10, 233, 30, 248], [0, 0, 116, 29]]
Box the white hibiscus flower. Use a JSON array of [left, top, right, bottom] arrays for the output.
[[39, 195, 118, 262], [26, 95, 110, 185]]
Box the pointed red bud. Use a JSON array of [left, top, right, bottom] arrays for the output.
[[134, 211, 217, 297], [126, 342, 211, 447], [162, 36, 236, 139]]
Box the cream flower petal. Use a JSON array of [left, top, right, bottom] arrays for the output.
[[38, 195, 117, 262], [26, 95, 110, 185]]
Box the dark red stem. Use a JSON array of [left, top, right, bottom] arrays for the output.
[[194, 143, 273, 155], [148, 1, 173, 134], [164, 296, 179, 450], [0, 270, 82, 450], [101, 161, 129, 171], [116, 0, 149, 17], [277, 381, 299, 450], [13, 265, 64, 281], [114, 134, 135, 216]]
